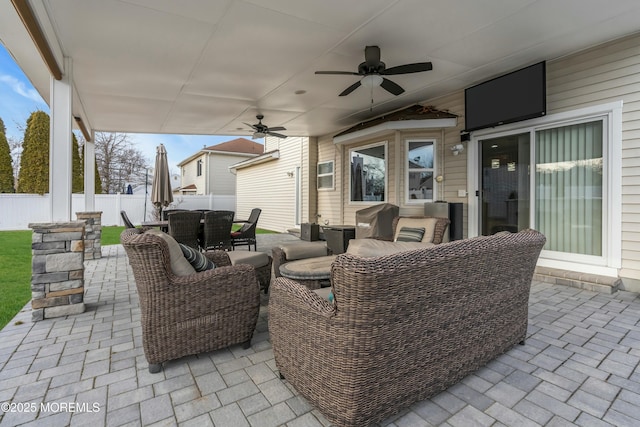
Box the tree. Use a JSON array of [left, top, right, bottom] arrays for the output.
[[72, 133, 83, 193], [80, 132, 148, 194], [17, 111, 49, 194], [0, 118, 15, 192]]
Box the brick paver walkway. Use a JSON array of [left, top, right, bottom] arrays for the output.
[[1, 237, 639, 426]]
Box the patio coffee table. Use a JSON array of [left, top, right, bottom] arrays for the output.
[[279, 255, 337, 289]]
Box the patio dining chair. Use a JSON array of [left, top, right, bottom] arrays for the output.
[[231, 208, 261, 251], [168, 211, 202, 250], [202, 210, 235, 251], [120, 210, 136, 228]]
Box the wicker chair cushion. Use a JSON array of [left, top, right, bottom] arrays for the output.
[[145, 229, 196, 276], [180, 244, 215, 272], [393, 217, 448, 244], [226, 251, 269, 268], [280, 241, 328, 260], [346, 239, 434, 257], [395, 226, 425, 242]]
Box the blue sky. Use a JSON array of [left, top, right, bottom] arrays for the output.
[[0, 43, 256, 172]]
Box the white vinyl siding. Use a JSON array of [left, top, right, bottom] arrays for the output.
[[545, 32, 640, 287], [235, 136, 313, 233]]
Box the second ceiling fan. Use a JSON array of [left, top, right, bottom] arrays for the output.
[[316, 45, 432, 97], [244, 114, 287, 139]]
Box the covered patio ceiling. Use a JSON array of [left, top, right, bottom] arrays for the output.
[[1, 0, 640, 139]]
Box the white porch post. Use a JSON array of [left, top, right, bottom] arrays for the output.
[[84, 129, 96, 210], [49, 57, 73, 221]]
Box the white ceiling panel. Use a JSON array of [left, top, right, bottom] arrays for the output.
[[1, 0, 640, 138]]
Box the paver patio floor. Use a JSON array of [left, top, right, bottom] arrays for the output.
[[1, 235, 639, 426]]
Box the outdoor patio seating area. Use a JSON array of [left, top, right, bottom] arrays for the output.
[[1, 234, 640, 426]]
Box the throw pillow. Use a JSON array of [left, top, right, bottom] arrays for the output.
[[145, 229, 196, 276], [179, 244, 215, 272], [395, 226, 425, 242]]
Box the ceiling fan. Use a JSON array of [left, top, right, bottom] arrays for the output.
[[315, 45, 433, 96], [244, 114, 287, 139]]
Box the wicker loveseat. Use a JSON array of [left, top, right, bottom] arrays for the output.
[[269, 229, 546, 426], [120, 228, 260, 373]]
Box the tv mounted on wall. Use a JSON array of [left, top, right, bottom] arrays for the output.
[[464, 61, 546, 132]]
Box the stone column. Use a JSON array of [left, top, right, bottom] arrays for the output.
[[76, 211, 102, 260], [29, 222, 86, 321]]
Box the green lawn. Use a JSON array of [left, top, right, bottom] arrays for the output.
[[0, 231, 33, 328], [0, 225, 278, 329]]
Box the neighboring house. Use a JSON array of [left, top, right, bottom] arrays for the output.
[[234, 32, 640, 292], [177, 138, 263, 196]]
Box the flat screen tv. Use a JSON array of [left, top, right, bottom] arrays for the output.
[[464, 61, 546, 132]]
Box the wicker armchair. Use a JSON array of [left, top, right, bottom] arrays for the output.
[[269, 230, 546, 427], [202, 210, 234, 251], [120, 228, 260, 373], [231, 208, 261, 251], [168, 210, 202, 250]]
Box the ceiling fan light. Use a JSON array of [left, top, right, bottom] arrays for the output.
[[253, 131, 266, 139], [361, 74, 383, 88]]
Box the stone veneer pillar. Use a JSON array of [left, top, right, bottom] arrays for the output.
[[76, 211, 102, 260], [29, 222, 86, 321]]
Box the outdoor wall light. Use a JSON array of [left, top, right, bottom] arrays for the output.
[[286, 171, 294, 178], [451, 144, 464, 156]]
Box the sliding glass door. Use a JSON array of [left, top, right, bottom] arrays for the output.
[[536, 121, 603, 256], [477, 119, 604, 256]]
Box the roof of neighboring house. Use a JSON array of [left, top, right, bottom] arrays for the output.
[[204, 138, 264, 154], [180, 184, 197, 190], [177, 138, 264, 166]]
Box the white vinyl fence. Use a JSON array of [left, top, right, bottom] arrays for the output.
[[0, 194, 236, 230]]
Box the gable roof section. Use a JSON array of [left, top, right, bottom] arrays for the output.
[[177, 138, 264, 166], [204, 138, 264, 154], [334, 105, 458, 142]]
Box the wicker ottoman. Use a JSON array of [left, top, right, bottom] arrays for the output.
[[272, 241, 329, 280], [279, 255, 336, 290], [226, 251, 273, 294]]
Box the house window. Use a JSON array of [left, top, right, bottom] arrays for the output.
[[317, 161, 334, 190], [406, 139, 435, 203], [196, 159, 202, 176], [349, 142, 387, 202]]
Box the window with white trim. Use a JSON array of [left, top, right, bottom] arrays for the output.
[[317, 161, 334, 190], [349, 141, 387, 202], [406, 139, 435, 203], [196, 159, 202, 177]]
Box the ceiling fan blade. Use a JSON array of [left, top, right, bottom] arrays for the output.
[[315, 71, 360, 75], [380, 78, 404, 96], [243, 122, 258, 130], [339, 80, 362, 96], [364, 46, 381, 64], [267, 126, 286, 131], [267, 131, 287, 139], [381, 62, 433, 75]]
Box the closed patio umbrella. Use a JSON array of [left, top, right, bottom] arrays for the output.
[[151, 144, 173, 218]]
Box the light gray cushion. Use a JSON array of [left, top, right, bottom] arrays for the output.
[[393, 217, 440, 243], [346, 239, 434, 257], [280, 241, 328, 260], [145, 229, 196, 276], [226, 251, 269, 268]]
